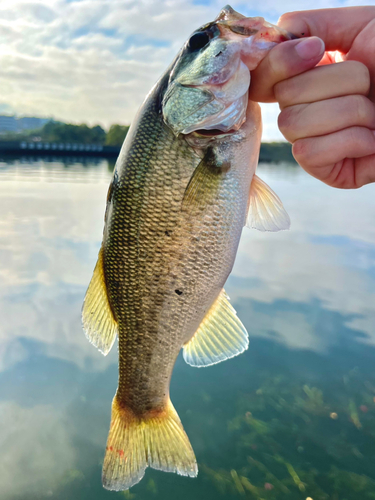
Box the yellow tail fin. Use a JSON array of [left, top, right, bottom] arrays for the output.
[[102, 396, 198, 491]]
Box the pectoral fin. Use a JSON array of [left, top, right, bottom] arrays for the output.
[[82, 248, 118, 355], [183, 289, 248, 367], [182, 147, 229, 212], [246, 175, 290, 232]]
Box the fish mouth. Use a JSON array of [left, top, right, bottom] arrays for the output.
[[185, 126, 238, 150], [193, 128, 237, 137]]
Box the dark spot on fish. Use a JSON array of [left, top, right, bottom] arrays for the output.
[[175, 289, 183, 296], [104, 169, 119, 222], [205, 146, 231, 173]]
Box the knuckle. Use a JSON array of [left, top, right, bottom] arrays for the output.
[[275, 77, 304, 108], [278, 104, 309, 133], [274, 80, 293, 106], [277, 107, 294, 133], [277, 13, 294, 25], [292, 138, 311, 166], [346, 126, 365, 147], [278, 105, 305, 139], [349, 95, 370, 124], [277, 12, 300, 29], [266, 42, 290, 78], [278, 104, 309, 142], [345, 61, 370, 94]]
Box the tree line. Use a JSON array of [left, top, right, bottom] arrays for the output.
[[1, 121, 130, 147], [0, 120, 295, 162]]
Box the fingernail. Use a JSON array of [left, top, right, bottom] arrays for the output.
[[295, 37, 325, 60]]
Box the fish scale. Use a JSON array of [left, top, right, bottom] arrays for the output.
[[82, 5, 292, 491], [109, 89, 247, 411]]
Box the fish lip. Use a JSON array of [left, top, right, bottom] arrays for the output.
[[213, 6, 299, 42], [216, 21, 298, 42]]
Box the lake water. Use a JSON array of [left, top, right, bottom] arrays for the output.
[[2, 157, 375, 500]]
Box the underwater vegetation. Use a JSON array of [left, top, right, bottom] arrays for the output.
[[107, 365, 375, 500], [202, 369, 375, 499]]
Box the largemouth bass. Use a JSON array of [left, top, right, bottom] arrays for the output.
[[82, 5, 292, 491]]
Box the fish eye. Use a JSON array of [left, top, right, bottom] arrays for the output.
[[187, 31, 210, 51]]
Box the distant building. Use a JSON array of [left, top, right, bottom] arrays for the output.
[[0, 115, 17, 133], [0, 115, 51, 134]]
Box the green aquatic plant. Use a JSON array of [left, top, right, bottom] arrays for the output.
[[203, 371, 375, 499], [146, 478, 158, 494], [121, 489, 136, 499]]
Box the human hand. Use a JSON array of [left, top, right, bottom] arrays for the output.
[[249, 7, 375, 189]]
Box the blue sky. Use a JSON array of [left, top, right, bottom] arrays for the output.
[[0, 0, 372, 139]]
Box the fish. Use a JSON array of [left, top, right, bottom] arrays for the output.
[[82, 4, 292, 491]]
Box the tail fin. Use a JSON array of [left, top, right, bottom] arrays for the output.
[[102, 396, 198, 491]]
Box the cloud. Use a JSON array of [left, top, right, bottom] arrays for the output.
[[0, 401, 77, 499], [0, 0, 352, 137], [0, 167, 119, 372]]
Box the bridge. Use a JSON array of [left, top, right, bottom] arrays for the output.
[[0, 140, 294, 163], [0, 140, 121, 157]]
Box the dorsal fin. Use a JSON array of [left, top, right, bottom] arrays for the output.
[[183, 289, 248, 367], [82, 248, 118, 355], [246, 174, 290, 232]]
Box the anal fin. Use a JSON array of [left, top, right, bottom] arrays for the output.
[[183, 289, 248, 367], [82, 247, 118, 355]]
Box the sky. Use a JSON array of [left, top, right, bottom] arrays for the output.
[[0, 0, 373, 140]]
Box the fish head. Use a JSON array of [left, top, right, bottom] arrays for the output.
[[162, 5, 295, 136]]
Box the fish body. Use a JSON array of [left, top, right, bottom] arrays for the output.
[[82, 5, 292, 491]]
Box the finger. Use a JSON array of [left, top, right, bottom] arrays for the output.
[[275, 60, 370, 109], [355, 154, 375, 187], [293, 127, 375, 175], [278, 7, 375, 52], [279, 95, 375, 143], [248, 36, 325, 103], [297, 154, 375, 189]]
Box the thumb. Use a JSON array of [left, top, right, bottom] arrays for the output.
[[249, 37, 325, 103]]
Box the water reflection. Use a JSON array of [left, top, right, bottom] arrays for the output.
[[1, 158, 375, 499]]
